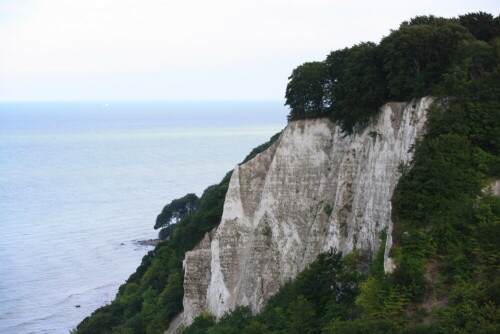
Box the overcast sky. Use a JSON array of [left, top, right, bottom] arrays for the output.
[[0, 0, 498, 101]]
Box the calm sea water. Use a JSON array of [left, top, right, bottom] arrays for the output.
[[0, 101, 287, 334]]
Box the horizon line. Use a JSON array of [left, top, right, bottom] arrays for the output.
[[0, 98, 286, 103]]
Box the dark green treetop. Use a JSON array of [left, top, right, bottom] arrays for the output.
[[154, 193, 199, 230]]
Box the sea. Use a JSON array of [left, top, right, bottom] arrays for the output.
[[0, 100, 288, 334]]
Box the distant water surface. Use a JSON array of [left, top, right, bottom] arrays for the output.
[[0, 101, 287, 333]]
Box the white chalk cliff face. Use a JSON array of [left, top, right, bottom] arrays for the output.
[[175, 98, 431, 328]]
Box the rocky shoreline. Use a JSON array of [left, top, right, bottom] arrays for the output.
[[135, 239, 161, 246]]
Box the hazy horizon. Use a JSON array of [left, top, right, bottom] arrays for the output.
[[1, 0, 498, 101], [0, 100, 288, 333], [0, 98, 285, 102]]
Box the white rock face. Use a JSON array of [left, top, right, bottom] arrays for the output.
[[171, 98, 431, 331]]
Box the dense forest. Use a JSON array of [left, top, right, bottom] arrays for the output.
[[285, 12, 499, 136], [76, 12, 499, 334]]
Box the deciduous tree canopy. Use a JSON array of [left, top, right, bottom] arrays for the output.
[[154, 193, 199, 230]]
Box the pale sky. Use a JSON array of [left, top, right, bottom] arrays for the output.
[[0, 0, 498, 101]]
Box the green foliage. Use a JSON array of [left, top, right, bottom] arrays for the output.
[[285, 12, 500, 135], [400, 15, 450, 28], [206, 306, 254, 334], [354, 230, 410, 325], [207, 11, 500, 333], [285, 61, 328, 120], [286, 12, 500, 333], [158, 223, 177, 240], [183, 312, 216, 334], [76, 130, 282, 333], [76, 131, 283, 334], [382, 14, 500, 331], [459, 12, 500, 42], [76, 172, 232, 334], [393, 134, 488, 227], [155, 193, 199, 230], [430, 37, 500, 155], [240, 132, 281, 165], [356, 277, 409, 323], [433, 279, 500, 333], [323, 203, 333, 217], [79, 12, 500, 334], [240, 322, 268, 334], [322, 318, 399, 334], [325, 42, 386, 133], [368, 229, 387, 280], [286, 295, 317, 334], [471, 195, 500, 277], [184, 249, 368, 334], [380, 21, 472, 99]]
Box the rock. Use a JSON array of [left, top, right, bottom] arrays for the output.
[[170, 98, 431, 331], [136, 239, 160, 246]]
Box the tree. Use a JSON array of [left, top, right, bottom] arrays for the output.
[[183, 312, 216, 334], [286, 296, 317, 334], [325, 42, 386, 133], [459, 12, 499, 42], [400, 15, 442, 27], [380, 21, 473, 99], [285, 61, 328, 120], [155, 193, 199, 230]]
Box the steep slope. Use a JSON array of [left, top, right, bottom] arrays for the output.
[[76, 13, 499, 333], [175, 97, 431, 328]]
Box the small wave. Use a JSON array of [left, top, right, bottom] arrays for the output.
[[17, 312, 59, 326], [54, 283, 119, 306]]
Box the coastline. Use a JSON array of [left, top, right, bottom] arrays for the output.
[[135, 239, 161, 247]]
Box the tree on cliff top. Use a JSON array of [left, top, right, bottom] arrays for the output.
[[285, 61, 328, 120]]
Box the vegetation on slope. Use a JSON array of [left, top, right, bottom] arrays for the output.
[[75, 133, 281, 334], [155, 193, 199, 240], [183, 12, 500, 334], [285, 12, 500, 134], [183, 248, 369, 334], [76, 172, 231, 334], [77, 12, 499, 334]]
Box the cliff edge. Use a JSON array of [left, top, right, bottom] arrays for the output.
[[172, 97, 431, 331]]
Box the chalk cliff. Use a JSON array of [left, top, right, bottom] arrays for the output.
[[173, 97, 431, 330]]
